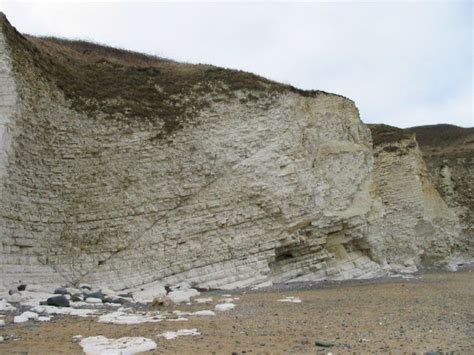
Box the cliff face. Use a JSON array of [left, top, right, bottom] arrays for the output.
[[407, 125, 474, 259], [367, 125, 464, 272], [0, 14, 471, 290]]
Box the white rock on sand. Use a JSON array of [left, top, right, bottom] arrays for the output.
[[79, 336, 157, 354], [14, 311, 39, 323], [98, 311, 165, 325], [85, 297, 103, 304], [100, 288, 117, 296], [166, 288, 200, 304], [5, 292, 22, 303], [193, 310, 216, 316], [31, 305, 97, 317], [215, 303, 236, 311], [0, 299, 16, 311], [278, 296, 302, 303], [9, 291, 56, 307], [132, 284, 166, 303], [158, 329, 201, 340], [194, 297, 213, 304]]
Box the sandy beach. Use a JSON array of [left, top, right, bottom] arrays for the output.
[[1, 268, 473, 354]]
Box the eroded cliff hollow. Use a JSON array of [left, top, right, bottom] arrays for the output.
[[0, 14, 471, 290]]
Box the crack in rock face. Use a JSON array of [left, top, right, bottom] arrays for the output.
[[0, 13, 471, 292]]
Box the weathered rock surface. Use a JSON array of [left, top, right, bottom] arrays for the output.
[[367, 125, 466, 272], [0, 14, 471, 291], [407, 125, 474, 262]]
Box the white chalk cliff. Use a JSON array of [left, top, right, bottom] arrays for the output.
[[0, 14, 472, 291]]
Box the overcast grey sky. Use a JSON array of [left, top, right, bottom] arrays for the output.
[[1, 1, 472, 128]]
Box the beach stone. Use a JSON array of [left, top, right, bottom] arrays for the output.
[[86, 291, 105, 300], [166, 289, 200, 304], [85, 297, 103, 304], [0, 299, 16, 311], [132, 285, 166, 303], [215, 303, 236, 312], [14, 311, 39, 323], [46, 295, 70, 307], [72, 335, 83, 343], [7, 292, 22, 303], [54, 287, 68, 295], [71, 293, 83, 302], [100, 288, 117, 296], [315, 340, 334, 347], [8, 289, 20, 296], [103, 296, 127, 305]]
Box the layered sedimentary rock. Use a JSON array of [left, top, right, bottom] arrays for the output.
[[367, 125, 464, 272], [407, 125, 474, 258], [0, 14, 471, 290]]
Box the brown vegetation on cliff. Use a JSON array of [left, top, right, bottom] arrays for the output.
[[407, 124, 474, 159], [368, 124, 415, 146], [0, 12, 340, 136]]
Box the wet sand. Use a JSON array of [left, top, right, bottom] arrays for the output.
[[1, 268, 473, 354]]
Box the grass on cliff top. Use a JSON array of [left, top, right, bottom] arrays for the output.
[[1, 13, 337, 135], [407, 125, 474, 159], [369, 124, 474, 159], [406, 125, 474, 148], [368, 124, 415, 146]]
